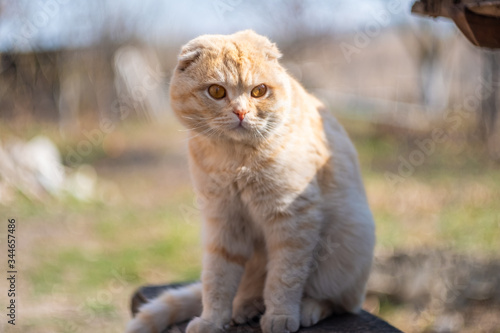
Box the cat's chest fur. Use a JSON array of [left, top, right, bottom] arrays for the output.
[[188, 134, 328, 225], [190, 141, 278, 191]]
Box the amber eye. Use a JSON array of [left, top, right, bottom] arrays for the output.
[[208, 84, 226, 99], [251, 84, 267, 98]]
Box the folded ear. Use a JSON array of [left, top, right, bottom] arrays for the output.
[[261, 39, 282, 61], [235, 30, 282, 60], [177, 41, 203, 72]]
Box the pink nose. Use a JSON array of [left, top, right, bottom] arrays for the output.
[[233, 109, 248, 121]]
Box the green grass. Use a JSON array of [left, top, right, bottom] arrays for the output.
[[439, 202, 500, 253], [17, 199, 202, 295]]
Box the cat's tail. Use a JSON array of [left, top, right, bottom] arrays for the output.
[[125, 282, 202, 333]]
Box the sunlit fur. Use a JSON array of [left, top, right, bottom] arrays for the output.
[[125, 30, 375, 333]]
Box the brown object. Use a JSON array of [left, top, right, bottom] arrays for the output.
[[412, 0, 500, 48], [130, 283, 403, 333]]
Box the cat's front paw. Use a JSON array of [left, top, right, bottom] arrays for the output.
[[300, 297, 333, 327], [260, 313, 299, 333], [186, 317, 225, 333], [232, 298, 265, 324]]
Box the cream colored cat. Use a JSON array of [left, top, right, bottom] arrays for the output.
[[125, 30, 375, 333]]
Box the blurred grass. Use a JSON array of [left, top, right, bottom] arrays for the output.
[[345, 118, 500, 256], [1, 115, 499, 332]]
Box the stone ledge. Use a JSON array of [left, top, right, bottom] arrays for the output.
[[130, 283, 403, 333]]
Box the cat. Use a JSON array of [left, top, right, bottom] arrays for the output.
[[125, 30, 375, 333]]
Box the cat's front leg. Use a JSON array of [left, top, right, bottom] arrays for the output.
[[260, 211, 321, 333], [187, 240, 249, 333], [232, 246, 267, 324], [187, 208, 252, 333]]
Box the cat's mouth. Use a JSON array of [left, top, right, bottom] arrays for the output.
[[225, 121, 257, 139], [233, 121, 249, 130], [212, 117, 267, 142]]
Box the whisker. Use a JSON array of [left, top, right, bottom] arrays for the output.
[[181, 115, 211, 120], [184, 126, 213, 141], [180, 123, 210, 132]]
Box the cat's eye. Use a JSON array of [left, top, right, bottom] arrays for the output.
[[251, 84, 267, 98], [208, 84, 226, 99]]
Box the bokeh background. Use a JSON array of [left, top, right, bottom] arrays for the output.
[[0, 0, 499, 332]]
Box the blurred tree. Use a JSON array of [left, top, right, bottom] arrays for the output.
[[480, 50, 500, 159], [0, 0, 169, 130], [480, 50, 499, 136], [397, 20, 451, 113]]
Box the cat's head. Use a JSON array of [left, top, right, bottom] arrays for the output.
[[170, 30, 291, 144]]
